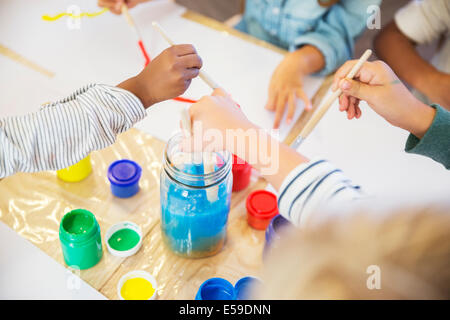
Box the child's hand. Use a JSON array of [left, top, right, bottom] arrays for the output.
[[184, 89, 254, 153], [332, 60, 436, 138], [122, 45, 202, 108], [265, 51, 312, 129], [190, 89, 252, 132], [98, 0, 149, 14]]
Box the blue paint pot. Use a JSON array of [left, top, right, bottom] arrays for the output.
[[234, 277, 261, 300], [264, 214, 292, 258], [195, 278, 236, 300], [107, 159, 142, 198]]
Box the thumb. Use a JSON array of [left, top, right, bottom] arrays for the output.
[[212, 87, 228, 97], [339, 78, 373, 102]]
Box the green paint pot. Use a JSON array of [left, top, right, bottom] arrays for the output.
[[59, 209, 103, 270], [105, 221, 142, 258]]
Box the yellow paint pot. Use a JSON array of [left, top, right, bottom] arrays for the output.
[[57, 155, 92, 182]]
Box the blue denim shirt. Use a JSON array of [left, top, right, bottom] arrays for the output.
[[236, 0, 381, 75]]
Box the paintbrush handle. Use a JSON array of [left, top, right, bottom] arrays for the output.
[[296, 89, 341, 143], [152, 22, 219, 90], [121, 4, 141, 40], [291, 49, 372, 149], [180, 106, 192, 137], [121, 4, 134, 27]]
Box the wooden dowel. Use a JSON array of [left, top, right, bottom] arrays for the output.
[[121, 4, 141, 39]]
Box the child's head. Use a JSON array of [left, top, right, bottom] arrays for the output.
[[257, 207, 450, 299]]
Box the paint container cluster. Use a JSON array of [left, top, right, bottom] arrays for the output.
[[160, 134, 233, 258], [56, 134, 291, 300], [195, 276, 262, 300], [58, 157, 150, 296]]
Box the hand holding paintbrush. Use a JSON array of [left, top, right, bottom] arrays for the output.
[[290, 49, 372, 149]]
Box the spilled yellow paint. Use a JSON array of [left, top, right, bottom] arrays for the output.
[[42, 8, 108, 21]]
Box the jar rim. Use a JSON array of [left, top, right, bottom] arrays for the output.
[[163, 133, 232, 188], [59, 209, 99, 243]]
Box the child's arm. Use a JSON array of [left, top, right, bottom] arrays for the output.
[[188, 89, 362, 226], [267, 0, 381, 128], [333, 60, 450, 169], [0, 84, 144, 178], [374, 1, 450, 109], [0, 45, 202, 178]]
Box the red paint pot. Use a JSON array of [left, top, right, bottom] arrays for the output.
[[246, 190, 279, 230], [232, 154, 252, 192]]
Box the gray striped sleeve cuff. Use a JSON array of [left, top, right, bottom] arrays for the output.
[[1, 84, 146, 178]]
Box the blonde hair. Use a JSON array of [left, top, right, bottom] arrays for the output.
[[257, 207, 450, 299]]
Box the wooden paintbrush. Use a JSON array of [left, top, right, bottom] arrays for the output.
[[291, 49, 372, 149]]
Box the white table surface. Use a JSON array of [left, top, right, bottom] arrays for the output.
[[0, 221, 106, 300], [1, 0, 449, 300]]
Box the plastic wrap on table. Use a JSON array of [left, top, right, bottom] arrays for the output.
[[0, 129, 265, 299]]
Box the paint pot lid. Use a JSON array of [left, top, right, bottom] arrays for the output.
[[232, 154, 251, 171], [246, 190, 279, 219], [105, 221, 142, 258], [265, 214, 291, 244], [108, 159, 142, 186], [117, 270, 158, 300], [235, 277, 261, 300], [195, 277, 236, 300]]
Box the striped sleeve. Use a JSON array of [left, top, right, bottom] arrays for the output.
[[0, 84, 146, 178], [277, 159, 363, 226]]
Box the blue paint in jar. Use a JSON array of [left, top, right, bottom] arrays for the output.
[[108, 159, 142, 198], [160, 134, 233, 258]]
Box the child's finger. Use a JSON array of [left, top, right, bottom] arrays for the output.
[[349, 96, 357, 110], [212, 88, 228, 97], [184, 68, 200, 80], [173, 44, 197, 56], [286, 91, 296, 125], [355, 98, 361, 110], [333, 60, 357, 91], [339, 94, 349, 111], [347, 101, 356, 119], [180, 54, 203, 70], [296, 88, 312, 111], [265, 88, 277, 111], [355, 105, 362, 118], [350, 96, 359, 119], [273, 92, 287, 129], [98, 0, 121, 7]]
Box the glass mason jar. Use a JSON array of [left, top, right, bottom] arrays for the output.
[[160, 134, 233, 258]]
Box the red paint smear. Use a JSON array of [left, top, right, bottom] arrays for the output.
[[173, 96, 197, 104], [138, 40, 150, 67], [138, 39, 196, 103]]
